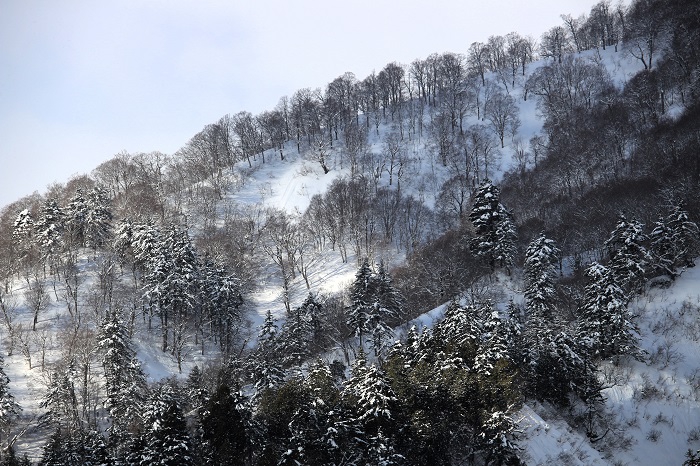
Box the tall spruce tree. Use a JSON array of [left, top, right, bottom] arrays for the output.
[[345, 352, 403, 461], [138, 384, 192, 466], [251, 311, 285, 401], [578, 262, 639, 361], [347, 259, 375, 346], [34, 198, 65, 272], [84, 185, 113, 250], [604, 214, 650, 295], [97, 310, 147, 447], [0, 356, 21, 452], [468, 180, 517, 273], [651, 204, 700, 277], [666, 204, 700, 268], [524, 232, 560, 320], [200, 383, 248, 466], [368, 261, 403, 358]]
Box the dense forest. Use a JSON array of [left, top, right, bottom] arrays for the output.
[[2, 0, 700, 464]]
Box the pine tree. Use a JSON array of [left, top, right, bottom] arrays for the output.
[[578, 262, 639, 361], [1, 445, 31, 466], [198, 258, 243, 354], [0, 356, 21, 452], [278, 361, 359, 466], [84, 185, 113, 250], [347, 258, 375, 346], [34, 198, 66, 271], [300, 293, 331, 354], [130, 222, 161, 272], [11, 209, 35, 269], [345, 353, 401, 445], [251, 311, 285, 401], [143, 225, 199, 356], [652, 204, 700, 277], [526, 328, 586, 406], [184, 365, 208, 417], [39, 366, 80, 431], [368, 261, 403, 358], [97, 310, 147, 445], [478, 410, 520, 466], [493, 204, 518, 272], [139, 384, 192, 466], [524, 232, 560, 320], [605, 214, 650, 294], [38, 428, 110, 466], [469, 180, 517, 272], [474, 310, 513, 377], [39, 428, 71, 466], [650, 217, 676, 277], [280, 299, 314, 370], [666, 204, 700, 268], [200, 383, 248, 466], [66, 188, 89, 248]]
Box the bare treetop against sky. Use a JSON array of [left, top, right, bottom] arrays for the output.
[[1, 0, 597, 209]]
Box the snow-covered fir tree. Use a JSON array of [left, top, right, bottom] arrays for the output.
[[0, 356, 21, 452], [474, 310, 514, 377], [65, 188, 89, 248], [84, 185, 112, 250], [524, 232, 560, 320], [199, 259, 243, 354], [34, 198, 65, 271], [605, 213, 650, 295], [665, 204, 700, 268], [200, 383, 248, 466], [479, 409, 520, 466], [468, 180, 517, 273], [280, 300, 313, 371], [347, 258, 375, 345], [11, 209, 35, 270], [97, 310, 147, 446], [368, 261, 403, 358], [251, 311, 285, 401], [578, 262, 640, 361], [38, 365, 80, 432], [345, 350, 403, 461], [137, 384, 192, 466], [651, 204, 700, 277]]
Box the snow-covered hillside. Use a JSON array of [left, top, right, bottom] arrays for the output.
[[518, 265, 700, 465], [0, 41, 695, 464]]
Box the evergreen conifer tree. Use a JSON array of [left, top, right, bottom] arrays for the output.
[[348, 258, 375, 346], [651, 204, 700, 277], [139, 384, 192, 466], [666, 204, 700, 268], [34, 198, 65, 271], [200, 383, 248, 466], [0, 356, 21, 453], [345, 352, 402, 457], [11, 209, 35, 269], [605, 214, 650, 294], [578, 262, 639, 361], [251, 311, 285, 401], [524, 232, 560, 320], [66, 188, 89, 248], [469, 180, 517, 272], [97, 310, 147, 447], [84, 185, 113, 250]]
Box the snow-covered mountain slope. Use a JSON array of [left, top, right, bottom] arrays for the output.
[[0, 43, 680, 463], [518, 265, 700, 466]]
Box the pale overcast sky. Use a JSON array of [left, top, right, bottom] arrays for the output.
[[1, 0, 599, 209]]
